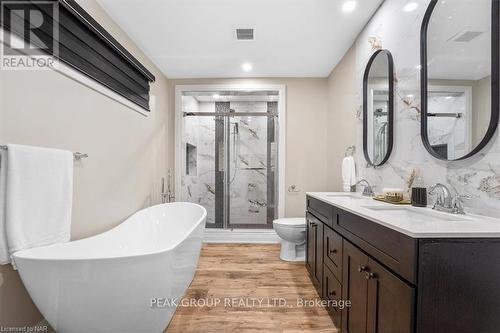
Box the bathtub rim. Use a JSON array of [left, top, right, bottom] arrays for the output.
[[12, 202, 207, 262]]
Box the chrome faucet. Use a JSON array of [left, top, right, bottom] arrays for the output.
[[352, 179, 375, 197], [429, 183, 469, 214], [429, 183, 452, 211], [161, 169, 175, 203]]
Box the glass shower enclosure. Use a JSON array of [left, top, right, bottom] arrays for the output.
[[179, 90, 279, 229]]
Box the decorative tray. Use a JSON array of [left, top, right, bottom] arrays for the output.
[[373, 196, 411, 205]]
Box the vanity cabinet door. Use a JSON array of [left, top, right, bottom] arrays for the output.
[[306, 214, 315, 277], [342, 241, 369, 333], [366, 258, 415, 333], [306, 213, 323, 296], [324, 226, 343, 282], [314, 220, 324, 295], [324, 265, 342, 331]]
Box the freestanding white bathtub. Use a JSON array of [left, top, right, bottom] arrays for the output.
[[13, 202, 206, 333]]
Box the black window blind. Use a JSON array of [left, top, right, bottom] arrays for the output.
[[1, 0, 155, 111]]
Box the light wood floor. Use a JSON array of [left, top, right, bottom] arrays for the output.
[[166, 244, 337, 333]]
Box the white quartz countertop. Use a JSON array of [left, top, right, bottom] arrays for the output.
[[307, 192, 500, 238]]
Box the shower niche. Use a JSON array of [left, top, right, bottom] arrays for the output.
[[186, 143, 197, 175], [179, 89, 280, 229]]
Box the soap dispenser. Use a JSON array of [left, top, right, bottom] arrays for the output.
[[411, 174, 427, 207]]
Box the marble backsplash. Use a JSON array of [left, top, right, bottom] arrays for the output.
[[353, 0, 500, 218]]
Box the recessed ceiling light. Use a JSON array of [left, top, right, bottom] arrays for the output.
[[403, 2, 418, 12], [342, 1, 357, 13], [242, 62, 253, 72]]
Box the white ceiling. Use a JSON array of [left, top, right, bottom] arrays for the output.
[[427, 0, 491, 81], [97, 0, 383, 79]]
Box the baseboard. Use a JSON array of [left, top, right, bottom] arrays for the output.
[[203, 229, 280, 244]]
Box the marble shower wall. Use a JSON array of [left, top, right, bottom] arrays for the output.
[[180, 98, 271, 225], [352, 0, 500, 217], [181, 97, 217, 224]]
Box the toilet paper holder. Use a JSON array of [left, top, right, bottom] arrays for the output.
[[288, 185, 301, 193]]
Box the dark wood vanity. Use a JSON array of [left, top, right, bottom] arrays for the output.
[[306, 195, 500, 333]]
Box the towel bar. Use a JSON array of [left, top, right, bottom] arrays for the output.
[[0, 145, 88, 161]]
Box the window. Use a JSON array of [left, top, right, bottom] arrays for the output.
[[1, 0, 155, 111]]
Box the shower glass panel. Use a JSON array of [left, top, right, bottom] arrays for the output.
[[180, 91, 278, 229], [226, 102, 277, 228]]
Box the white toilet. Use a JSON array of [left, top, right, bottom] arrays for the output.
[[273, 218, 306, 261]]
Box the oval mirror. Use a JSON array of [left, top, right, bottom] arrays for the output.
[[363, 49, 394, 167], [421, 0, 499, 160]]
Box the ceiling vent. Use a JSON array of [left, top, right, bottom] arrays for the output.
[[449, 30, 484, 43], [236, 28, 254, 40]]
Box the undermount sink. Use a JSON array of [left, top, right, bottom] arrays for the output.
[[362, 205, 472, 222], [325, 193, 366, 199]]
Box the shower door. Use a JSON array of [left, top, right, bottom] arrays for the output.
[[225, 102, 277, 229], [180, 95, 278, 229]]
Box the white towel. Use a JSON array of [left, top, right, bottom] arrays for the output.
[[0, 150, 8, 264], [3, 144, 73, 266], [342, 156, 356, 192]]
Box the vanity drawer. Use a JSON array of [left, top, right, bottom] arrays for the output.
[[324, 226, 342, 282], [335, 209, 417, 284], [307, 196, 333, 227], [323, 264, 342, 330]]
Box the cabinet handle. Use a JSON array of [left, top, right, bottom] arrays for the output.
[[329, 249, 337, 254], [365, 272, 375, 280], [329, 291, 336, 296], [311, 223, 317, 228], [357, 265, 367, 272]]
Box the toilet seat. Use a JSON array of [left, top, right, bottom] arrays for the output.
[[273, 218, 306, 228]]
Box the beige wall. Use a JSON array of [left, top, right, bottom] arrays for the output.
[[168, 78, 329, 218], [0, 0, 170, 327], [326, 45, 358, 190]]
